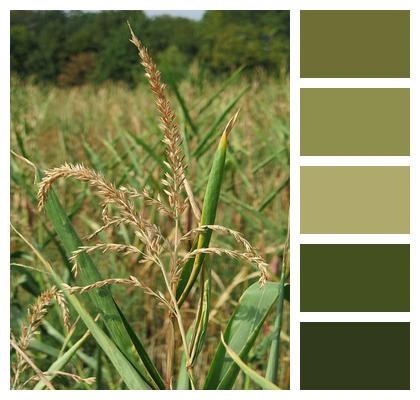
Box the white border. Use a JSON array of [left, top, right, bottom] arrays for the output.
[[2, 1, 420, 399], [1, 1, 11, 398], [300, 78, 411, 88], [294, 3, 418, 399], [299, 235, 411, 244], [300, 157, 411, 166], [289, 7, 300, 393], [300, 313, 411, 322]]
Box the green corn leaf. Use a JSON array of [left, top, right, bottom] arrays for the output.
[[258, 177, 289, 212], [82, 141, 105, 171], [12, 265, 41, 296], [266, 234, 288, 385], [220, 193, 277, 231], [124, 130, 167, 171], [284, 283, 290, 302], [37, 170, 164, 389], [14, 127, 29, 158], [252, 150, 286, 175], [121, 132, 162, 191], [52, 272, 151, 389], [170, 82, 198, 136], [12, 222, 152, 390], [226, 152, 253, 193], [29, 340, 65, 358], [265, 280, 285, 385], [29, 339, 96, 370], [193, 88, 249, 158], [203, 281, 281, 389], [11, 156, 85, 274], [176, 111, 239, 306], [34, 326, 92, 390], [188, 262, 211, 366], [115, 302, 166, 389], [176, 329, 193, 390], [96, 340, 104, 389], [174, 236, 197, 303], [197, 65, 245, 115], [221, 333, 280, 390]]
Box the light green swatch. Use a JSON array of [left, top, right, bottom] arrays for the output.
[[300, 167, 410, 234]]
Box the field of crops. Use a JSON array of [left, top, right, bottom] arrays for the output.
[[10, 41, 290, 389]]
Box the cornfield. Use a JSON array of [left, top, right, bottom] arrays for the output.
[[10, 26, 290, 390]]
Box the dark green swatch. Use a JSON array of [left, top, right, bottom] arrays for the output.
[[301, 10, 410, 77], [300, 322, 410, 390], [301, 89, 410, 156], [300, 244, 410, 312]]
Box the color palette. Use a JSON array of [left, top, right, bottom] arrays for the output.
[[300, 322, 410, 390], [300, 244, 410, 312], [299, 9, 410, 391], [300, 10, 410, 78], [300, 166, 410, 234], [300, 89, 410, 156]]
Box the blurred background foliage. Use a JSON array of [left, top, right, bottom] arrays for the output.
[[10, 10, 290, 86]]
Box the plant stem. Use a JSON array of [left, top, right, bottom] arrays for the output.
[[164, 215, 179, 388], [155, 256, 196, 389], [165, 316, 175, 388], [11, 338, 56, 390]]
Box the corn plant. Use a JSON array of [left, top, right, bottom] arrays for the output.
[[10, 24, 289, 390]]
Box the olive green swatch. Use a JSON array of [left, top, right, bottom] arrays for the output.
[[300, 244, 410, 312], [300, 322, 410, 390], [301, 89, 410, 156], [300, 10, 410, 78], [300, 166, 410, 234]]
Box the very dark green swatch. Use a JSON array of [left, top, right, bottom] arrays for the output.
[[300, 322, 410, 390], [301, 10, 410, 77], [301, 89, 410, 156], [300, 244, 410, 312]]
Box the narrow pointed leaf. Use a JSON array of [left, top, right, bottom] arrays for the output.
[[193, 87, 249, 158], [170, 82, 198, 135], [197, 65, 245, 115], [176, 113, 237, 306], [29, 339, 96, 369], [124, 130, 167, 170], [221, 334, 280, 390], [34, 327, 92, 390], [258, 177, 289, 212]]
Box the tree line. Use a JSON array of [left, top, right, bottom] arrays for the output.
[[11, 10, 289, 86]]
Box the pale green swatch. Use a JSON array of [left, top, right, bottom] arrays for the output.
[[300, 167, 410, 234]]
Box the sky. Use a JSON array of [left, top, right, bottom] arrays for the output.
[[144, 10, 205, 20]]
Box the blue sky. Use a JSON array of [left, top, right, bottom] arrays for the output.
[[144, 10, 205, 20]]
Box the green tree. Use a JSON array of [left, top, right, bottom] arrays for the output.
[[93, 24, 139, 85], [157, 45, 189, 83], [199, 11, 289, 74], [10, 10, 289, 84]]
